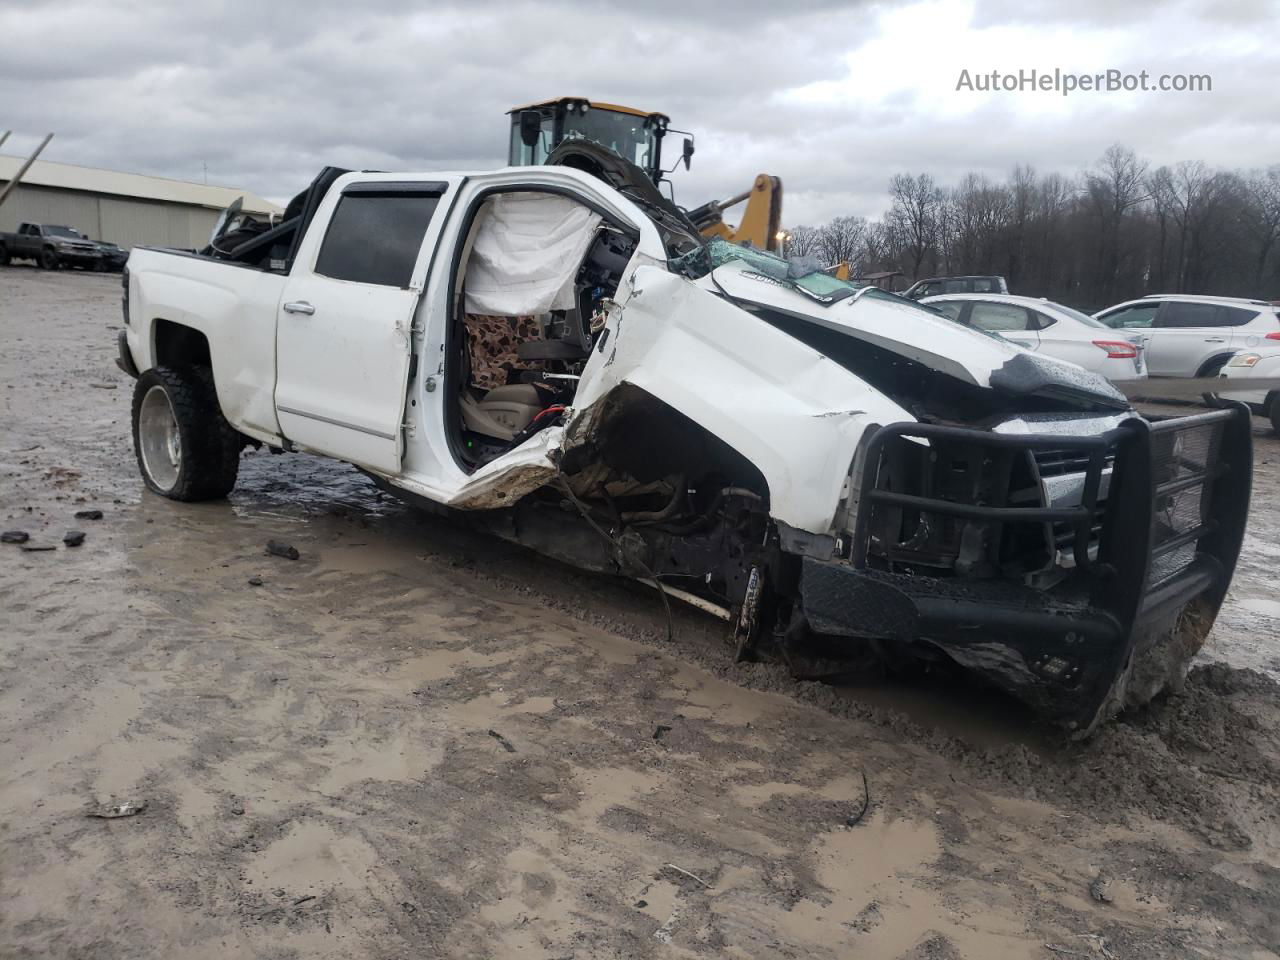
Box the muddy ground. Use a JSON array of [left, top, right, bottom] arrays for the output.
[[1, 266, 1278, 959]]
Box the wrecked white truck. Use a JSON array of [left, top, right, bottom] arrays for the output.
[[116, 162, 1253, 736]]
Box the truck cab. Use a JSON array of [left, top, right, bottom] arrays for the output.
[[122, 166, 667, 484]]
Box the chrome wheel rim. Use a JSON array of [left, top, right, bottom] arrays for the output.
[[138, 385, 181, 490]]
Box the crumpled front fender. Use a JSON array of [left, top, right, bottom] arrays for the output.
[[568, 266, 912, 534]]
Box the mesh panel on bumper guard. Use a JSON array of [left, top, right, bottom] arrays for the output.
[[799, 405, 1253, 732]]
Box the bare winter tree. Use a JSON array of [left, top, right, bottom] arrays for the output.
[[1005, 164, 1037, 288], [1240, 166, 1280, 290], [1085, 144, 1150, 302], [1148, 161, 1238, 292], [947, 174, 1014, 274], [816, 215, 868, 270], [782, 224, 823, 260], [888, 173, 941, 279], [861, 221, 892, 274], [1031, 172, 1076, 298]]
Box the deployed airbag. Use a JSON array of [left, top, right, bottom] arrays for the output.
[[464, 193, 602, 315]]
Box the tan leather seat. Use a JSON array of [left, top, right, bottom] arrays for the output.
[[459, 384, 543, 441]]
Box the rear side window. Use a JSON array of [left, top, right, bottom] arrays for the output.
[[969, 301, 1031, 332], [930, 301, 965, 320], [1058, 305, 1107, 328], [972, 278, 998, 293], [1099, 303, 1158, 328], [1157, 301, 1256, 328], [315, 191, 440, 287], [1219, 304, 1261, 326]]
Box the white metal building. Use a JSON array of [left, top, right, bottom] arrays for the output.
[[0, 156, 282, 251]]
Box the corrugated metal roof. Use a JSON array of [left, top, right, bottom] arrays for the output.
[[0, 155, 282, 215]]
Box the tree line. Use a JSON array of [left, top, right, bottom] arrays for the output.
[[783, 145, 1280, 311]]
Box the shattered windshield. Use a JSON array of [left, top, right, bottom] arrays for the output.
[[672, 238, 866, 305], [673, 239, 1013, 344]]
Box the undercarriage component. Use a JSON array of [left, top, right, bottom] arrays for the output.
[[733, 565, 763, 661]]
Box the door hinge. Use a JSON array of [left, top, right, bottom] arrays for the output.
[[402, 418, 417, 439]]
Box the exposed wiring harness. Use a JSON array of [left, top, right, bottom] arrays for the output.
[[503, 404, 568, 451], [553, 471, 675, 643]]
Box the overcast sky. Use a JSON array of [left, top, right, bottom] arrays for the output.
[[2, 0, 1277, 226]]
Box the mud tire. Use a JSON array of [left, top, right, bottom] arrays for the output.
[[131, 365, 240, 501]]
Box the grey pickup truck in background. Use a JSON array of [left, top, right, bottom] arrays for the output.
[[0, 222, 105, 270]]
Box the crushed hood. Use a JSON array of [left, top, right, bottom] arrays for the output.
[[679, 241, 1129, 411]]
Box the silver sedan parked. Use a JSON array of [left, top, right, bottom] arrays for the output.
[[921, 293, 1147, 381]]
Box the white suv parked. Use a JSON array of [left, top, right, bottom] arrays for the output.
[[1219, 346, 1280, 434], [1093, 295, 1280, 378]]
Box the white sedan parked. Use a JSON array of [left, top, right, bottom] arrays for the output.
[[921, 293, 1147, 381]]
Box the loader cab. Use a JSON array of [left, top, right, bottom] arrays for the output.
[[507, 98, 674, 185]]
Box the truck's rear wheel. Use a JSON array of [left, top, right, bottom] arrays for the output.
[[132, 366, 240, 501], [0, 243, 10, 266]]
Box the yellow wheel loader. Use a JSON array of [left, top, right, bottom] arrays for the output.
[[507, 98, 783, 251]]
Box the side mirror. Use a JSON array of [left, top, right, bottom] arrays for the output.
[[682, 137, 695, 170], [519, 111, 542, 148]]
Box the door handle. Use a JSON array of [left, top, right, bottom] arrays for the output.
[[1204, 337, 1226, 343], [283, 301, 315, 316]]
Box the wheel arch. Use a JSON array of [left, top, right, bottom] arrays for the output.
[[562, 383, 772, 506], [1195, 352, 1236, 378], [152, 318, 213, 370]]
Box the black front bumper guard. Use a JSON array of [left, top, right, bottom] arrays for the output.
[[799, 406, 1253, 732]]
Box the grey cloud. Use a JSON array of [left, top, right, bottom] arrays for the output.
[[1, 0, 1276, 226]]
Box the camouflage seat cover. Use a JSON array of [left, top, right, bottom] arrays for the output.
[[464, 314, 542, 391]]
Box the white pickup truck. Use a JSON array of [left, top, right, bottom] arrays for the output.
[[117, 163, 1252, 735]]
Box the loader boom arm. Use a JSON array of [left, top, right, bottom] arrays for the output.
[[688, 174, 784, 252]]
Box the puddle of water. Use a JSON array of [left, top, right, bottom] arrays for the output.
[[1236, 596, 1280, 619], [230, 451, 400, 519]]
